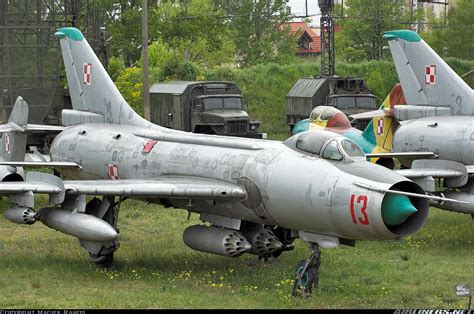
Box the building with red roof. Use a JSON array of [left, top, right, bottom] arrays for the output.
[[287, 22, 321, 57]]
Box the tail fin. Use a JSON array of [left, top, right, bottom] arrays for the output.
[[362, 84, 406, 153], [55, 27, 152, 128], [0, 97, 28, 161], [384, 30, 474, 115]]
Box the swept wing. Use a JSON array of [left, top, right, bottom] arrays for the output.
[[0, 172, 247, 201]]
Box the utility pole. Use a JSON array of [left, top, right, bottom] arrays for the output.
[[377, 0, 383, 59], [142, 0, 151, 120], [318, 0, 335, 77]]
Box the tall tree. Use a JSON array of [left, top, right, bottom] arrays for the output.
[[94, 0, 235, 67], [151, 0, 235, 68], [92, 0, 161, 66], [422, 0, 474, 60], [335, 0, 406, 61], [226, 0, 296, 67]]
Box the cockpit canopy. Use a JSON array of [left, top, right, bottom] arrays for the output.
[[308, 106, 351, 129], [283, 130, 366, 162]]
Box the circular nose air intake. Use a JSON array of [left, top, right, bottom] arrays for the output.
[[382, 193, 418, 226], [382, 181, 429, 237]]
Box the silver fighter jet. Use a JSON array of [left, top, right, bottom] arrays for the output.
[[0, 28, 458, 296], [382, 30, 474, 217]]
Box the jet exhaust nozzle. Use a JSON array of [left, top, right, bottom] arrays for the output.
[[183, 225, 251, 258], [4, 207, 39, 225], [38, 207, 118, 242]]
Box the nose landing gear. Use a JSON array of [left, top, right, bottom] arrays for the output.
[[292, 243, 321, 297]]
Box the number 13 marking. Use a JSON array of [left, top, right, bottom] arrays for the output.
[[350, 194, 369, 225]]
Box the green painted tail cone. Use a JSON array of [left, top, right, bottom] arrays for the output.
[[382, 194, 418, 226]]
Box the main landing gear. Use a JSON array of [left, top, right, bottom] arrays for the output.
[[292, 243, 321, 297], [81, 196, 125, 269]]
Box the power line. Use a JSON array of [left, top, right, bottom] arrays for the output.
[[169, 12, 472, 29]]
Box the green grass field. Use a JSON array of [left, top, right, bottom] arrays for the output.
[[0, 195, 472, 309]]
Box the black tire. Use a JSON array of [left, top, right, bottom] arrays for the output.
[[93, 253, 115, 269], [294, 260, 317, 296]]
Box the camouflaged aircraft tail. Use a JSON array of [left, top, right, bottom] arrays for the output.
[[55, 27, 155, 128], [361, 84, 406, 155], [385, 30, 474, 115]]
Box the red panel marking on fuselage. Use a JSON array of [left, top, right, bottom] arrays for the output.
[[108, 164, 119, 180], [143, 140, 158, 153]]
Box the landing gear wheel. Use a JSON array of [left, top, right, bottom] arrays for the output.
[[292, 243, 321, 297], [293, 260, 318, 296], [91, 253, 115, 269], [81, 196, 123, 270]]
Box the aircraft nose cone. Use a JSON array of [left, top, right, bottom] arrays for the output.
[[382, 193, 418, 226]]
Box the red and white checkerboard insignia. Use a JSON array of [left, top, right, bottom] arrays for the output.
[[107, 164, 119, 180], [425, 65, 436, 85], [4, 134, 10, 154], [376, 118, 384, 136], [83, 63, 92, 85]]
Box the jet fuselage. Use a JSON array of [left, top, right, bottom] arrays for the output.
[[393, 116, 474, 166], [50, 124, 427, 241]]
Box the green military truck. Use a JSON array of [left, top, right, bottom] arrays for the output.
[[150, 81, 263, 138], [285, 77, 377, 131]]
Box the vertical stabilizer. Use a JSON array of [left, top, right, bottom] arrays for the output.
[[362, 84, 406, 153], [0, 97, 28, 161], [385, 30, 474, 115], [55, 27, 155, 128]]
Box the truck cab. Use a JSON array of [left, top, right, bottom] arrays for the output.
[[150, 81, 262, 138], [285, 77, 376, 132]]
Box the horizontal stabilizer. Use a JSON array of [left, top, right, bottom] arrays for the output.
[[24, 124, 64, 132], [0, 123, 64, 133], [349, 109, 386, 121], [0, 122, 26, 133]]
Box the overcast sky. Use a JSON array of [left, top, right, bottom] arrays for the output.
[[288, 0, 321, 26]]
